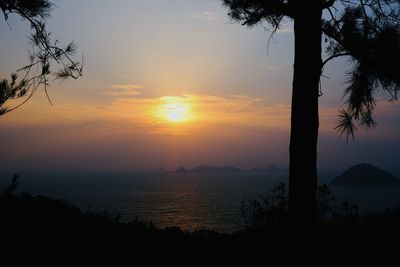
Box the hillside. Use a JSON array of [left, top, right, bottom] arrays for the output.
[[331, 163, 400, 187]]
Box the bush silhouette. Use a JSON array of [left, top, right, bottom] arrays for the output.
[[240, 182, 359, 230], [1, 175, 400, 266]]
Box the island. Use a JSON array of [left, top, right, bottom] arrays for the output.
[[174, 166, 189, 173], [173, 165, 242, 173], [330, 163, 400, 187]]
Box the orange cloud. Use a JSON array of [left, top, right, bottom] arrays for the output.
[[0, 92, 292, 137], [111, 84, 144, 90]]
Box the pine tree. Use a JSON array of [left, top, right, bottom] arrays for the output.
[[0, 0, 82, 115], [221, 0, 400, 223]]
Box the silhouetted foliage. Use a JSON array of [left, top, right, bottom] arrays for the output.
[[0, 0, 82, 115], [222, 2, 400, 130], [316, 183, 359, 223], [221, 0, 400, 221], [324, 2, 400, 139], [241, 182, 289, 229], [241, 182, 359, 229], [2, 173, 19, 196], [1, 176, 400, 266]]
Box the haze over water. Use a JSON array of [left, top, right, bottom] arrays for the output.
[[2, 170, 399, 233]]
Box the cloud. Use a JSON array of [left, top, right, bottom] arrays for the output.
[[1, 92, 291, 135], [0, 92, 293, 171], [5, 91, 398, 140], [192, 11, 218, 21], [2, 93, 399, 171], [111, 84, 144, 90], [102, 84, 144, 97]]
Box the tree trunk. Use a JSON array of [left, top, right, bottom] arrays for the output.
[[289, 3, 322, 224]]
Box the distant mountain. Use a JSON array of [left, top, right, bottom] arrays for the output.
[[331, 163, 400, 187], [189, 165, 241, 173], [265, 164, 286, 172], [175, 166, 189, 173]]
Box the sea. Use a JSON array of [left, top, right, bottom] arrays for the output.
[[1, 170, 400, 233]]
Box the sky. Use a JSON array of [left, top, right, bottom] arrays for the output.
[[0, 0, 399, 172]]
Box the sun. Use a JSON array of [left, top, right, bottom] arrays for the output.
[[160, 102, 190, 123], [155, 96, 194, 124], [165, 103, 187, 122]]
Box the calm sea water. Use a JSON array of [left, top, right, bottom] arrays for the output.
[[2, 171, 400, 233]]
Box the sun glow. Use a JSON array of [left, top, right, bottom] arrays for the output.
[[156, 97, 193, 123]]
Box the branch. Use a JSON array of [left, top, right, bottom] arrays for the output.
[[322, 0, 336, 9], [322, 52, 351, 67], [360, 0, 380, 35], [0, 2, 83, 115], [223, 0, 294, 27], [2, 80, 41, 114], [327, 6, 341, 33]]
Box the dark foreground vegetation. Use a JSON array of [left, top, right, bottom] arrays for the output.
[[1, 176, 400, 267]]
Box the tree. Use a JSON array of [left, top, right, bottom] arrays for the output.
[[221, 0, 400, 223], [0, 0, 82, 115]]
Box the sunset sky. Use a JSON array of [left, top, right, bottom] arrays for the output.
[[0, 0, 399, 172]]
